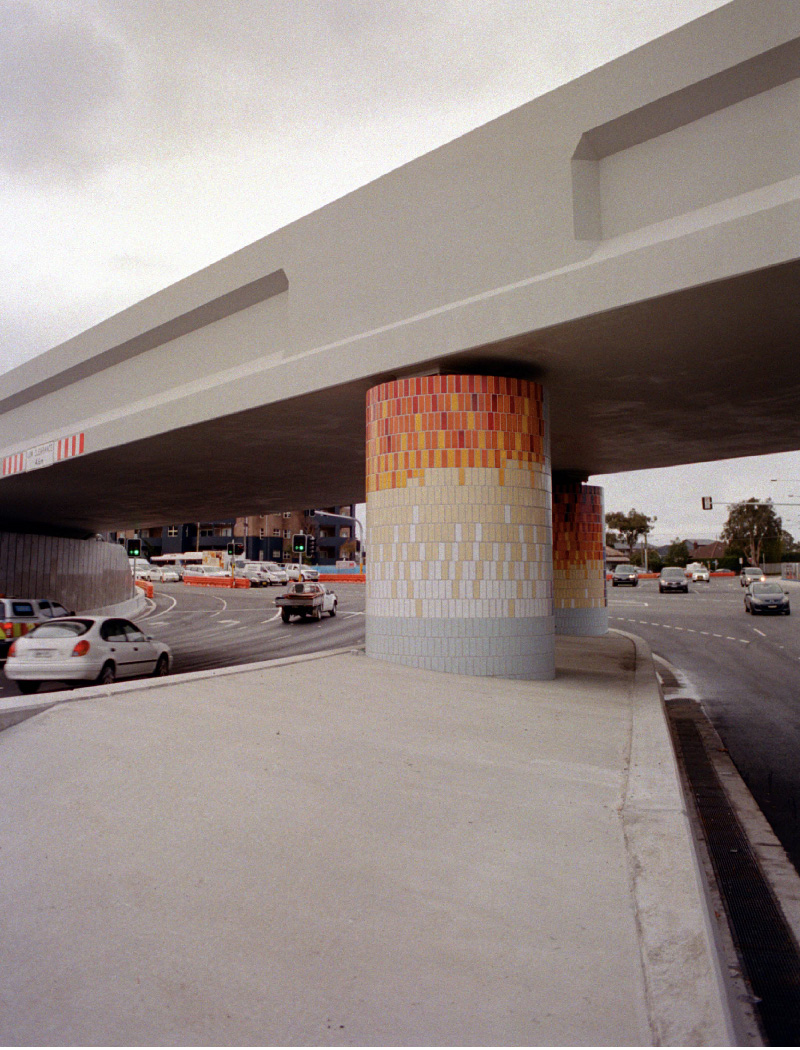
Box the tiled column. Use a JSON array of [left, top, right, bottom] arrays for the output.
[[552, 478, 608, 636], [365, 375, 554, 680]]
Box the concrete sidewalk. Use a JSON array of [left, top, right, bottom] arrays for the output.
[[0, 634, 735, 1045]]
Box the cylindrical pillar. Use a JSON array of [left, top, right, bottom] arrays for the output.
[[552, 478, 608, 636], [365, 375, 554, 680]]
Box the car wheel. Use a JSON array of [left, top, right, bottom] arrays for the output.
[[313, 606, 322, 621], [330, 602, 337, 616], [18, 681, 40, 694], [97, 662, 116, 685], [152, 654, 169, 677], [281, 609, 291, 623]]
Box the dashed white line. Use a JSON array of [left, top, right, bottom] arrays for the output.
[[753, 628, 766, 638]]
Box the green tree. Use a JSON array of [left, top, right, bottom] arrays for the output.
[[605, 509, 655, 559], [665, 538, 690, 567], [630, 546, 662, 572], [721, 498, 784, 566]]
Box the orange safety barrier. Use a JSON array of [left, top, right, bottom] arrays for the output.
[[318, 574, 365, 583], [183, 575, 251, 588], [135, 579, 154, 598]]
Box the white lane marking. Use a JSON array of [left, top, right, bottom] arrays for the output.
[[753, 628, 766, 637], [146, 621, 170, 627], [261, 611, 283, 623], [339, 611, 365, 617], [216, 619, 240, 626], [139, 594, 177, 619], [210, 596, 228, 615]]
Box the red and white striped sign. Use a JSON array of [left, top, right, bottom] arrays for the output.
[[56, 432, 85, 461], [1, 431, 85, 478], [2, 451, 25, 477]]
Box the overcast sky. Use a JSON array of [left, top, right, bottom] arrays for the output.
[[3, 0, 797, 544]]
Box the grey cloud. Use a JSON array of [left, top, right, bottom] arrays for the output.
[[0, 1, 127, 178]]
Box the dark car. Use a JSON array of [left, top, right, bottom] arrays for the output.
[[612, 564, 638, 587], [744, 582, 790, 615], [659, 567, 689, 594]]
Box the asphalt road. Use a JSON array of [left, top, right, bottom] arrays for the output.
[[609, 574, 800, 874]]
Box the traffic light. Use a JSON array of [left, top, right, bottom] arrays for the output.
[[292, 533, 307, 555], [127, 538, 141, 557], [227, 542, 235, 555], [306, 535, 317, 560]]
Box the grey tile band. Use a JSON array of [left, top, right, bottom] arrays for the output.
[[366, 615, 556, 679], [555, 607, 609, 636]]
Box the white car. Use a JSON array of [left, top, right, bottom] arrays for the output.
[[3, 616, 171, 694], [262, 562, 289, 585], [286, 563, 320, 582], [690, 567, 710, 582], [146, 566, 180, 583]]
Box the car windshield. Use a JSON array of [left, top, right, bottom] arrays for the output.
[[745, 569, 762, 576], [30, 620, 91, 638], [615, 566, 635, 573], [662, 569, 684, 578], [751, 583, 783, 595]]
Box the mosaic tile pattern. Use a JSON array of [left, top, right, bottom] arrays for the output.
[[365, 375, 555, 679], [552, 480, 608, 636]]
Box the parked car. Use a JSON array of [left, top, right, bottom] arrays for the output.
[[275, 582, 337, 621], [183, 564, 225, 578], [659, 567, 689, 593], [741, 567, 767, 587], [286, 563, 320, 582], [611, 564, 638, 587], [235, 564, 272, 587], [261, 562, 289, 585], [3, 616, 171, 693], [145, 565, 180, 583], [1, 597, 74, 659], [744, 582, 790, 615]]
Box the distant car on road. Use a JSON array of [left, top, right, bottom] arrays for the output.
[[741, 567, 767, 587], [145, 565, 180, 583], [744, 582, 791, 615], [659, 567, 689, 593], [262, 562, 289, 585], [611, 564, 638, 587], [690, 566, 710, 582], [286, 563, 320, 582], [3, 616, 171, 694]]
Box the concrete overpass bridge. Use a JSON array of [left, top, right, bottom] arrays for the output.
[[1, 0, 799, 676]]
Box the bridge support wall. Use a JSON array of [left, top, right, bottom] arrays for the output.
[[552, 480, 608, 636], [365, 375, 555, 680], [0, 533, 134, 613]]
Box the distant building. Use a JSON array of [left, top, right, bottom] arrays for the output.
[[687, 540, 727, 563], [111, 505, 360, 565]]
